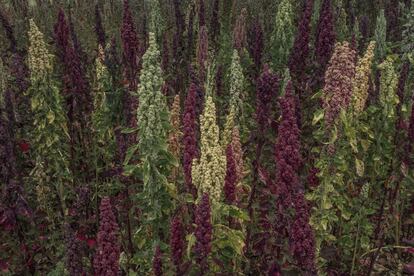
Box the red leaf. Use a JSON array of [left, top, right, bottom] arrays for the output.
[[0, 259, 9, 272], [18, 141, 30, 153], [406, 247, 414, 254], [403, 262, 414, 274], [20, 243, 28, 253], [76, 233, 86, 241], [87, 238, 96, 248]]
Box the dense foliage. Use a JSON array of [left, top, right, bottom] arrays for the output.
[[0, 0, 414, 275]]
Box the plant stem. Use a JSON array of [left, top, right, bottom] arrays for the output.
[[351, 213, 361, 275], [367, 187, 388, 275], [360, 245, 411, 259]]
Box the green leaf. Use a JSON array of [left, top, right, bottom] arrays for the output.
[[165, 182, 177, 198], [122, 164, 137, 177], [355, 158, 364, 177], [47, 111, 55, 124], [349, 137, 358, 153], [123, 143, 139, 165], [183, 193, 195, 203], [312, 109, 325, 125], [327, 234, 337, 242], [159, 149, 178, 167], [186, 233, 195, 259], [225, 229, 245, 255], [228, 205, 249, 221], [121, 127, 139, 134], [31, 97, 39, 110], [341, 210, 352, 220], [311, 90, 323, 100], [360, 235, 370, 248], [305, 193, 315, 201], [400, 163, 409, 178], [360, 139, 371, 152], [321, 219, 328, 231], [322, 199, 332, 210], [326, 125, 338, 144]]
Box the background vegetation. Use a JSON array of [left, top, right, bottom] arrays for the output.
[[0, 0, 414, 275]]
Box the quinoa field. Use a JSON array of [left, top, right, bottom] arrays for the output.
[[0, 0, 414, 275]]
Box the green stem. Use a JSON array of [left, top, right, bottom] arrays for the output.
[[360, 245, 411, 259], [396, 199, 401, 258], [351, 213, 361, 275]]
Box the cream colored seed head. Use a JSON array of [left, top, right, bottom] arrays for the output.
[[378, 56, 399, 119], [352, 41, 376, 114], [28, 19, 53, 80], [192, 96, 226, 203]]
